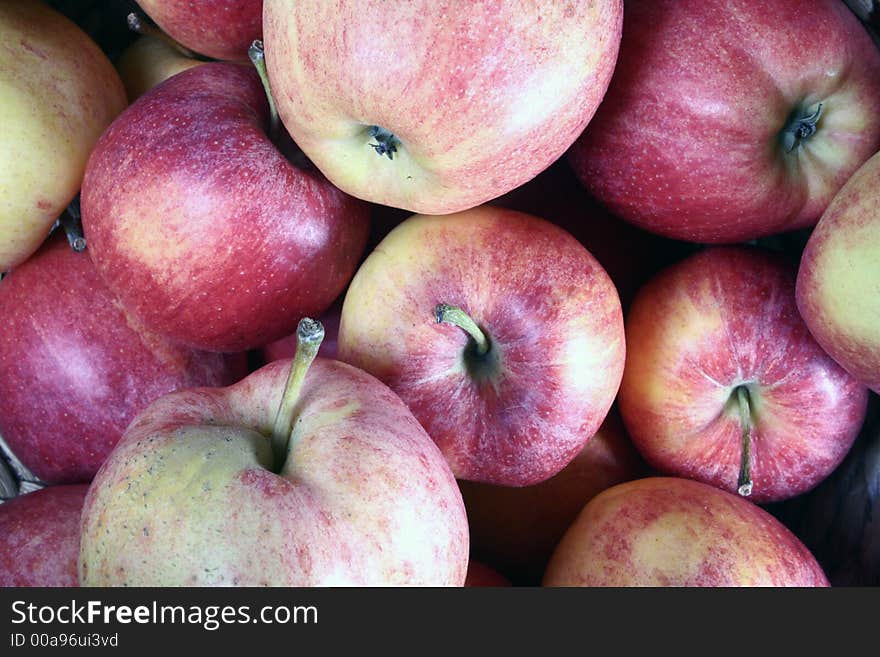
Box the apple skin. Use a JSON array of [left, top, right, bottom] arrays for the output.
[[543, 477, 830, 587], [796, 150, 880, 394], [78, 358, 469, 586], [0, 234, 246, 485], [116, 35, 204, 103], [0, 0, 127, 273], [262, 0, 623, 214], [260, 296, 343, 363], [464, 560, 511, 587], [80, 62, 371, 353], [337, 206, 626, 487], [458, 409, 647, 586], [568, 0, 880, 244], [134, 0, 263, 62], [0, 485, 88, 587], [618, 246, 869, 503]]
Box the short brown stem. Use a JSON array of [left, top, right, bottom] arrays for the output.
[[736, 385, 753, 497]]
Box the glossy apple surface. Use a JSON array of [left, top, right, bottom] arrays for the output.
[[543, 477, 830, 587], [796, 150, 880, 393], [569, 0, 880, 244], [0, 234, 245, 485], [0, 0, 126, 272], [459, 409, 646, 585], [79, 322, 469, 586], [618, 246, 868, 503], [263, 0, 623, 214], [81, 62, 370, 353], [0, 485, 88, 587], [337, 206, 626, 487], [134, 0, 262, 61]]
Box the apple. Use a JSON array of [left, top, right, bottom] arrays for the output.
[[464, 560, 511, 588], [116, 31, 204, 102], [543, 477, 830, 587], [260, 296, 343, 363], [133, 0, 263, 62], [568, 0, 880, 244], [79, 318, 469, 586], [262, 0, 623, 214], [80, 62, 371, 353], [618, 246, 869, 503], [0, 0, 126, 273], [336, 205, 626, 487], [458, 409, 647, 586], [796, 149, 880, 394], [0, 485, 88, 587], [0, 233, 246, 485]]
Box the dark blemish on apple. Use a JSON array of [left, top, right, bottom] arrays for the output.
[[368, 126, 400, 160]]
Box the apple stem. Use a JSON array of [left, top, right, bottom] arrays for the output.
[[435, 304, 489, 356], [248, 40, 281, 144], [60, 198, 86, 253], [736, 385, 753, 497], [368, 126, 401, 160], [270, 318, 325, 471], [781, 103, 823, 153], [125, 12, 198, 59]]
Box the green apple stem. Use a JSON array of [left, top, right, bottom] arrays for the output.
[[270, 317, 324, 471], [126, 12, 198, 59], [435, 304, 489, 356], [248, 40, 281, 143], [736, 385, 753, 497], [60, 198, 86, 253], [781, 103, 823, 153]]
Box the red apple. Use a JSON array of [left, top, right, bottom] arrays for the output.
[[0, 234, 245, 485], [79, 319, 469, 586], [618, 246, 869, 503], [80, 62, 370, 353], [796, 149, 880, 394], [568, 0, 880, 244], [464, 560, 511, 588], [337, 205, 626, 487], [543, 477, 830, 587], [262, 0, 623, 214], [260, 296, 343, 363], [133, 0, 262, 62], [0, 485, 88, 587], [458, 409, 647, 585]]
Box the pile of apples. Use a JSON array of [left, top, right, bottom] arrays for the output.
[[1, 0, 879, 588]]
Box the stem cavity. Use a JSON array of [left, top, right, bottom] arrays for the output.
[[435, 304, 489, 356], [368, 126, 401, 160], [270, 317, 324, 472], [248, 40, 281, 143], [781, 103, 823, 153], [735, 385, 753, 497]]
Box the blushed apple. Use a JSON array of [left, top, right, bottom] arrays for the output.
[[618, 246, 868, 503], [134, 0, 263, 61], [0, 0, 126, 272], [80, 62, 370, 353], [543, 477, 830, 587], [0, 234, 245, 485], [464, 560, 511, 587], [569, 0, 880, 244], [262, 0, 623, 214], [0, 485, 88, 587], [796, 149, 880, 393], [79, 319, 469, 586], [459, 409, 646, 585], [337, 206, 626, 487]]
